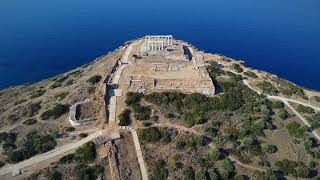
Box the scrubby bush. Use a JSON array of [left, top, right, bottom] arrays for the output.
[[297, 104, 315, 114], [30, 89, 46, 98], [59, 154, 75, 164], [0, 161, 4, 168], [150, 160, 168, 180], [79, 133, 88, 138], [232, 63, 243, 73], [86, 75, 102, 85], [0, 132, 16, 144], [261, 143, 277, 154], [65, 127, 75, 132], [118, 109, 131, 126], [220, 158, 235, 179], [278, 109, 289, 120], [176, 140, 186, 150], [307, 113, 320, 129], [272, 101, 285, 109], [74, 141, 96, 163], [244, 71, 257, 78], [54, 92, 69, 100], [48, 170, 62, 180], [23, 118, 37, 125], [7, 114, 19, 125], [125, 92, 143, 106], [258, 81, 278, 95], [275, 159, 310, 178], [184, 166, 195, 180], [286, 122, 307, 138], [132, 105, 151, 120], [74, 164, 104, 180], [207, 147, 221, 161], [7, 131, 56, 163], [314, 96, 320, 102], [207, 62, 225, 78], [28, 102, 42, 117], [138, 127, 162, 142], [41, 104, 69, 120]]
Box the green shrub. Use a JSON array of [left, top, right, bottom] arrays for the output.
[[7, 131, 56, 163], [138, 127, 162, 142], [275, 159, 310, 178], [258, 81, 278, 95], [222, 158, 235, 172], [50, 82, 62, 89], [28, 102, 42, 117], [56, 75, 68, 83], [314, 96, 320, 102], [232, 63, 243, 73], [54, 92, 69, 100], [74, 141, 96, 163], [184, 166, 195, 180], [23, 119, 37, 125], [272, 101, 285, 109], [297, 104, 315, 114], [278, 109, 289, 120], [58, 154, 75, 164], [150, 160, 168, 180], [118, 109, 131, 126], [261, 143, 277, 154], [207, 62, 225, 79], [307, 113, 320, 129], [7, 114, 19, 125], [278, 79, 305, 97], [243, 71, 257, 78], [0, 161, 4, 168], [79, 133, 88, 138], [86, 75, 102, 84], [0, 132, 16, 144], [65, 127, 75, 132], [14, 99, 27, 106], [41, 104, 69, 120], [125, 92, 143, 106], [207, 147, 221, 161], [132, 105, 151, 120], [48, 170, 62, 180], [74, 164, 104, 180], [176, 140, 186, 150], [286, 122, 307, 138], [30, 89, 46, 98]]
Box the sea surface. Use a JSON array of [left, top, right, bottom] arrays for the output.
[[0, 0, 320, 90]]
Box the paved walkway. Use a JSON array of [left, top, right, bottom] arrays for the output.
[[0, 130, 104, 176], [119, 126, 148, 180]]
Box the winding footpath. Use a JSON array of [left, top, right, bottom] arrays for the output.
[[243, 79, 320, 141]]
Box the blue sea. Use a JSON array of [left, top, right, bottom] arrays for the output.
[[0, 0, 320, 90]]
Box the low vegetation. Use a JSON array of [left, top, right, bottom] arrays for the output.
[[41, 104, 69, 120], [8, 131, 56, 163], [54, 92, 69, 100], [30, 89, 46, 98], [86, 75, 102, 85], [232, 63, 243, 73], [286, 122, 307, 138], [243, 70, 258, 78], [297, 104, 315, 114], [23, 118, 37, 125], [118, 109, 131, 126], [257, 81, 278, 95]]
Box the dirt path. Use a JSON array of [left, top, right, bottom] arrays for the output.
[[242, 79, 320, 141]]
